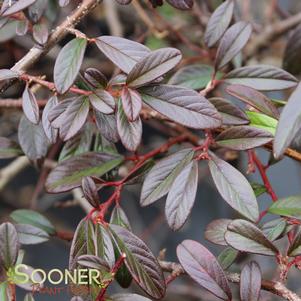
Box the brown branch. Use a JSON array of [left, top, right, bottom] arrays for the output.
[[1, 0, 102, 92], [159, 261, 301, 301], [246, 11, 301, 58]]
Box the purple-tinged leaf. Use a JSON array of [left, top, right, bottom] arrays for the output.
[[226, 84, 279, 119], [0, 69, 19, 81], [216, 126, 273, 150], [42, 96, 58, 144], [32, 23, 48, 45], [287, 230, 301, 257], [59, 0, 70, 7], [204, 0, 234, 47], [111, 294, 151, 301], [177, 240, 232, 300], [127, 48, 182, 88], [140, 148, 195, 206], [0, 222, 19, 269], [215, 22, 252, 70], [110, 205, 132, 231], [205, 219, 232, 246], [0, 137, 22, 158], [69, 219, 88, 269], [274, 83, 301, 158], [16, 19, 28, 35], [76, 254, 109, 271], [165, 160, 198, 230], [166, 0, 193, 10], [168, 64, 215, 90], [121, 87, 142, 121], [240, 261, 262, 301], [54, 38, 87, 94], [15, 224, 49, 245], [209, 97, 249, 125], [46, 152, 123, 193], [262, 218, 287, 242], [225, 219, 278, 256], [22, 86, 39, 124], [283, 24, 301, 76], [48, 97, 75, 126], [116, 99, 142, 151], [81, 176, 99, 208], [224, 65, 298, 91], [208, 153, 259, 222], [95, 36, 150, 74], [94, 110, 119, 143], [268, 195, 301, 220], [109, 225, 166, 299], [18, 115, 49, 160], [54, 96, 89, 141], [1, 0, 37, 16], [84, 68, 107, 89], [140, 85, 221, 129], [89, 90, 115, 114]]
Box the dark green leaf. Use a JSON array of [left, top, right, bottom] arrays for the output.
[[54, 38, 87, 94], [46, 152, 123, 193], [246, 111, 277, 135], [218, 247, 238, 270], [251, 183, 267, 197], [225, 219, 278, 256], [209, 153, 259, 222], [140, 85, 221, 129], [177, 240, 232, 300]]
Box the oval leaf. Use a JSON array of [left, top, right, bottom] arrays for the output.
[[140, 84, 221, 129], [204, 0, 234, 47], [89, 90, 115, 114], [216, 126, 273, 150], [121, 87, 142, 121], [22, 86, 39, 124], [274, 83, 301, 158], [141, 148, 194, 206], [81, 176, 99, 208], [15, 224, 49, 245], [110, 225, 166, 299], [268, 195, 301, 220], [95, 36, 150, 74], [54, 38, 87, 94], [42, 96, 58, 144], [224, 65, 298, 91], [240, 261, 262, 301], [215, 22, 252, 70], [177, 240, 232, 300], [165, 160, 198, 230], [225, 219, 278, 256], [127, 48, 182, 88], [205, 219, 232, 246], [46, 152, 123, 193], [208, 154, 259, 222]]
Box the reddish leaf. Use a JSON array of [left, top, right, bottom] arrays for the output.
[[140, 85, 221, 129], [165, 160, 198, 230], [116, 99, 142, 151], [81, 176, 99, 208], [240, 261, 262, 301], [204, 0, 234, 47], [22, 86, 39, 124], [205, 219, 232, 246], [95, 36, 150, 74], [121, 87, 142, 121], [166, 0, 193, 10], [94, 110, 119, 143], [216, 126, 273, 150], [42, 96, 58, 144], [127, 48, 182, 88], [84, 68, 107, 88], [225, 219, 279, 256], [177, 240, 232, 300], [215, 22, 252, 70], [226, 84, 279, 119], [224, 65, 298, 91]]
